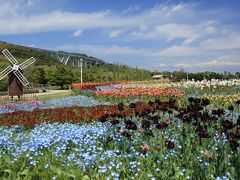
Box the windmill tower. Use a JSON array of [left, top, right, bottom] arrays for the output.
[[0, 49, 36, 97]]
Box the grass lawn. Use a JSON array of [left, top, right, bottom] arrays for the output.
[[37, 91, 72, 101], [0, 91, 72, 105]]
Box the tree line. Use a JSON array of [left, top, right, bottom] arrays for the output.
[[0, 63, 152, 91], [153, 70, 240, 81], [1, 59, 239, 91]]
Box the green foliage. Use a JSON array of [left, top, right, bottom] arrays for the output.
[[0, 41, 59, 66], [0, 78, 7, 91], [72, 88, 94, 97], [82, 64, 152, 82], [32, 68, 48, 84], [46, 64, 75, 89], [0, 61, 9, 91]]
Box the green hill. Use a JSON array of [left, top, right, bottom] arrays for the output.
[[0, 41, 58, 66], [0, 41, 152, 91], [0, 41, 103, 66]]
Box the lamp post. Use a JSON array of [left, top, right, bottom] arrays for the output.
[[80, 58, 83, 83]]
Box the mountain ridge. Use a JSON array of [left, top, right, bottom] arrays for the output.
[[0, 41, 106, 66]]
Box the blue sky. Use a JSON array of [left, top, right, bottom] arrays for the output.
[[0, 0, 240, 72]]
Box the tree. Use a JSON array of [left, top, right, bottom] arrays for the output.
[[0, 78, 8, 91], [236, 72, 240, 78], [46, 64, 74, 89], [32, 68, 48, 84], [0, 61, 9, 91]]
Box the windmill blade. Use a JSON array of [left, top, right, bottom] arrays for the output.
[[0, 66, 13, 80], [2, 49, 18, 65], [13, 70, 29, 86], [19, 57, 36, 70]]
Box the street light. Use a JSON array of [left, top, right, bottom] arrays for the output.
[[80, 58, 83, 83]]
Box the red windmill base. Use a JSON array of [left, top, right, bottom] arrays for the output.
[[8, 71, 24, 97]]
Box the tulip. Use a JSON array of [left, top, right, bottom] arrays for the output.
[[165, 140, 175, 149], [203, 150, 213, 158], [141, 144, 151, 155]]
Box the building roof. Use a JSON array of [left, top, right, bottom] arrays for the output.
[[152, 75, 164, 78]]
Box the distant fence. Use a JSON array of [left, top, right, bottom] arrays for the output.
[[25, 84, 52, 90], [0, 94, 39, 104], [0, 84, 52, 96]]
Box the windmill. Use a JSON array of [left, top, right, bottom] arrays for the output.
[[0, 49, 36, 97]]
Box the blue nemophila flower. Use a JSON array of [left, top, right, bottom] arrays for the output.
[[0, 122, 117, 168], [111, 172, 120, 178], [204, 162, 210, 166], [148, 173, 153, 177]]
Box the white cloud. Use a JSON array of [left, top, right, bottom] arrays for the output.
[[57, 44, 154, 57], [73, 30, 82, 37], [197, 56, 240, 67], [0, 1, 19, 18], [109, 29, 125, 38], [156, 23, 197, 42], [172, 3, 187, 11], [57, 43, 206, 59], [157, 45, 202, 57], [204, 26, 217, 34], [0, 1, 196, 36], [173, 63, 192, 68], [0, 1, 233, 48], [0, 10, 119, 34], [0, 0, 239, 72], [157, 63, 167, 67], [130, 21, 221, 44], [201, 34, 240, 49], [26, 0, 39, 6], [198, 60, 240, 67], [131, 23, 197, 43], [123, 4, 141, 14], [155, 56, 240, 69]]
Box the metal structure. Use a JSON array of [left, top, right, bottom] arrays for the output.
[[0, 49, 36, 96], [80, 58, 83, 83], [56, 51, 105, 68]]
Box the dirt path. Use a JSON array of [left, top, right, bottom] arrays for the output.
[[36, 90, 71, 96]]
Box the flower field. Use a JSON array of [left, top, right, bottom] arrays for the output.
[[0, 95, 109, 114], [1, 80, 240, 179], [95, 87, 184, 97]]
